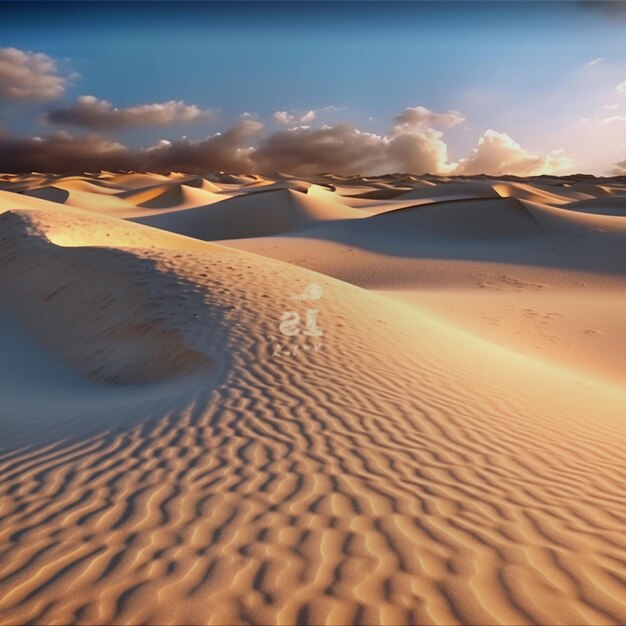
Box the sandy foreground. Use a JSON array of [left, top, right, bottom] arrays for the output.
[[0, 171, 625, 625]]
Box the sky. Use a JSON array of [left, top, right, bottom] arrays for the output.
[[1, 1, 625, 175]]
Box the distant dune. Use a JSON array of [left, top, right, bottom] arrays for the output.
[[0, 171, 625, 625]]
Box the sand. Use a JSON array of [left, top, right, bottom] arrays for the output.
[[0, 172, 625, 625]]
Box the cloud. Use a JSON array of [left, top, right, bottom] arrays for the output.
[[0, 109, 573, 177], [0, 116, 453, 176], [0, 121, 262, 173], [600, 115, 626, 124], [0, 47, 73, 101], [254, 124, 389, 174], [455, 129, 573, 176], [46, 95, 212, 128], [252, 119, 456, 176], [273, 109, 318, 125], [273, 106, 340, 126], [612, 159, 626, 175], [578, 102, 626, 126], [255, 105, 463, 175], [617, 80, 626, 95], [387, 127, 455, 175], [585, 57, 605, 67], [393, 106, 465, 129], [141, 120, 262, 172], [0, 132, 132, 172]]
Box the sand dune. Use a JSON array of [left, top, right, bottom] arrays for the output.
[[118, 183, 225, 210], [563, 196, 626, 216], [22, 185, 70, 203], [132, 187, 367, 240], [396, 181, 501, 201], [368, 197, 545, 238], [0, 172, 625, 625]]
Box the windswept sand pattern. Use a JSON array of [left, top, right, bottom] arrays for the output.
[[0, 174, 625, 625]]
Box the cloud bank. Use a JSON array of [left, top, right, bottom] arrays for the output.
[[0, 132, 131, 173], [0, 105, 574, 176], [0, 121, 262, 174], [0, 47, 72, 101]]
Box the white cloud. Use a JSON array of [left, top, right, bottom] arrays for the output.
[[46, 95, 212, 128], [273, 106, 340, 126], [299, 110, 316, 123], [455, 129, 573, 176], [273, 111, 291, 125], [601, 115, 626, 124], [585, 57, 605, 67], [273, 109, 317, 125], [617, 80, 626, 95], [0, 47, 73, 101]]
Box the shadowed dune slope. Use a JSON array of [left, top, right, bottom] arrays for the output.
[[563, 195, 626, 216], [368, 196, 545, 238], [131, 187, 367, 240], [118, 183, 225, 209]]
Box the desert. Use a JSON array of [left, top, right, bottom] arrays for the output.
[[1, 0, 626, 622], [0, 171, 625, 624]]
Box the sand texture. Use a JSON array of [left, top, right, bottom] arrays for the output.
[[0, 171, 625, 625]]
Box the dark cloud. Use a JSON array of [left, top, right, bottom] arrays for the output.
[[0, 122, 262, 174], [612, 159, 626, 175], [141, 121, 262, 172], [0, 132, 133, 173], [252, 124, 389, 175], [46, 95, 212, 129]]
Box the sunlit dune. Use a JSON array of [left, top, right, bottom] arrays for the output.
[[0, 171, 625, 625]]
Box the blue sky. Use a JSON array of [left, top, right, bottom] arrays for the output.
[[1, 2, 625, 175]]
